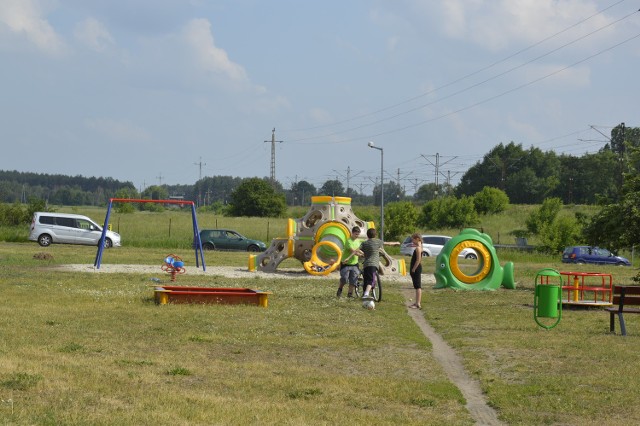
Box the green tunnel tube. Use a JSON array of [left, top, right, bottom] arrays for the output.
[[303, 221, 351, 275]]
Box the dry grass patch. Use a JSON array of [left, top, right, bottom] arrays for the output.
[[0, 243, 470, 425]]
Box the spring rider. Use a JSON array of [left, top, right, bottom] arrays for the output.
[[162, 254, 186, 282]]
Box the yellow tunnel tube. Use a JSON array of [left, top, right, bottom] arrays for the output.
[[303, 240, 342, 275]]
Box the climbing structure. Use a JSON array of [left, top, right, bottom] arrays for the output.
[[248, 196, 406, 277]]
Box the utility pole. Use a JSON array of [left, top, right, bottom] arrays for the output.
[[194, 157, 206, 181], [156, 173, 163, 186], [441, 170, 460, 195], [333, 166, 362, 195], [194, 157, 207, 206], [421, 153, 457, 197], [407, 178, 424, 195], [264, 128, 283, 184]]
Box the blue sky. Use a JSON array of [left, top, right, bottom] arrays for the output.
[[1, 0, 639, 195]]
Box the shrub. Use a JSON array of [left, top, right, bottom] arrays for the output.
[[526, 197, 562, 235], [537, 215, 582, 254], [0, 202, 28, 226], [383, 201, 418, 241], [419, 196, 478, 229], [473, 186, 509, 215]]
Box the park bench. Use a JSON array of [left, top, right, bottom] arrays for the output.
[[605, 285, 640, 336]]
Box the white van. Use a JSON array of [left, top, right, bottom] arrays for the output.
[[29, 212, 121, 248]]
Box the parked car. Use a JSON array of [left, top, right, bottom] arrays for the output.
[[198, 229, 266, 252], [561, 246, 631, 266], [400, 235, 477, 259], [29, 212, 121, 248]]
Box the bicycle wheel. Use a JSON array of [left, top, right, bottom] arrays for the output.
[[356, 269, 382, 302], [355, 271, 364, 298], [372, 270, 382, 302]]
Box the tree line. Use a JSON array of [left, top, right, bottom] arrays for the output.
[[2, 124, 636, 208], [2, 121, 640, 256]]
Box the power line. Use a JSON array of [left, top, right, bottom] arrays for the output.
[[320, 30, 640, 145], [284, 3, 635, 143], [286, 0, 628, 134]]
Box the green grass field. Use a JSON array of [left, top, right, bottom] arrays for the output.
[[2, 205, 640, 424]]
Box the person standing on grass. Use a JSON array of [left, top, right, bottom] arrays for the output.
[[360, 227, 383, 299], [409, 233, 423, 309], [336, 226, 364, 298]]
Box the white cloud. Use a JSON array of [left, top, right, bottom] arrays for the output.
[[74, 17, 114, 52], [309, 108, 333, 124], [0, 0, 66, 55], [411, 0, 612, 51], [85, 118, 151, 144], [182, 18, 248, 83], [440, 0, 467, 39]]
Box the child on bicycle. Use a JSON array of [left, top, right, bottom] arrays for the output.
[[359, 227, 383, 299]]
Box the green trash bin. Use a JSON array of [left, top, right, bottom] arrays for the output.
[[534, 268, 562, 330]]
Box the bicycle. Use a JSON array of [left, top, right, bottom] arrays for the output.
[[354, 267, 382, 302]]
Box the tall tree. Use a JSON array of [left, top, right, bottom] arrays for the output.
[[584, 141, 640, 249], [414, 183, 440, 203], [289, 180, 316, 205], [228, 177, 286, 217], [373, 180, 405, 206], [318, 179, 345, 196]]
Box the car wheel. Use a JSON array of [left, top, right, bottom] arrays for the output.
[[104, 238, 113, 249], [203, 243, 215, 250], [576, 260, 586, 264], [421, 252, 430, 257], [247, 244, 260, 252], [465, 253, 478, 260], [38, 234, 52, 247], [617, 262, 627, 266]]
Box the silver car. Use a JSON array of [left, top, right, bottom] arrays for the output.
[[29, 212, 121, 248], [400, 234, 477, 259]]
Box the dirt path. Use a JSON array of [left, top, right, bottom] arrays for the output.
[[402, 284, 504, 426]]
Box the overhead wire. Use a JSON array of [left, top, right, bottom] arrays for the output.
[[310, 29, 640, 146], [285, 0, 629, 134], [285, 8, 640, 145]]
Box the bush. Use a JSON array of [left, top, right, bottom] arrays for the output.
[[0, 202, 28, 226], [526, 197, 562, 235], [419, 196, 478, 229], [537, 215, 582, 254], [474, 186, 509, 215], [383, 201, 418, 241]]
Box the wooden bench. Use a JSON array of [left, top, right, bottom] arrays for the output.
[[605, 285, 640, 336]]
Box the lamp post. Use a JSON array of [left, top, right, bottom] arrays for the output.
[[368, 141, 384, 242]]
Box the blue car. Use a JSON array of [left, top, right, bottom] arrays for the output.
[[561, 246, 631, 266]]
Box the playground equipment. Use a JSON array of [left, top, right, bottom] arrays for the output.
[[162, 254, 186, 282], [434, 228, 515, 290], [153, 286, 271, 307], [558, 271, 613, 307], [94, 198, 205, 270], [248, 196, 406, 277], [534, 268, 563, 330]]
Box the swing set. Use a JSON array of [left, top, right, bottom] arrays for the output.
[[93, 198, 206, 271]]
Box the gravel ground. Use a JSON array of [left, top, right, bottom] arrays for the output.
[[52, 263, 425, 283]]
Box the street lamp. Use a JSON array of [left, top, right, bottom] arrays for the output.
[[368, 141, 384, 242]]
